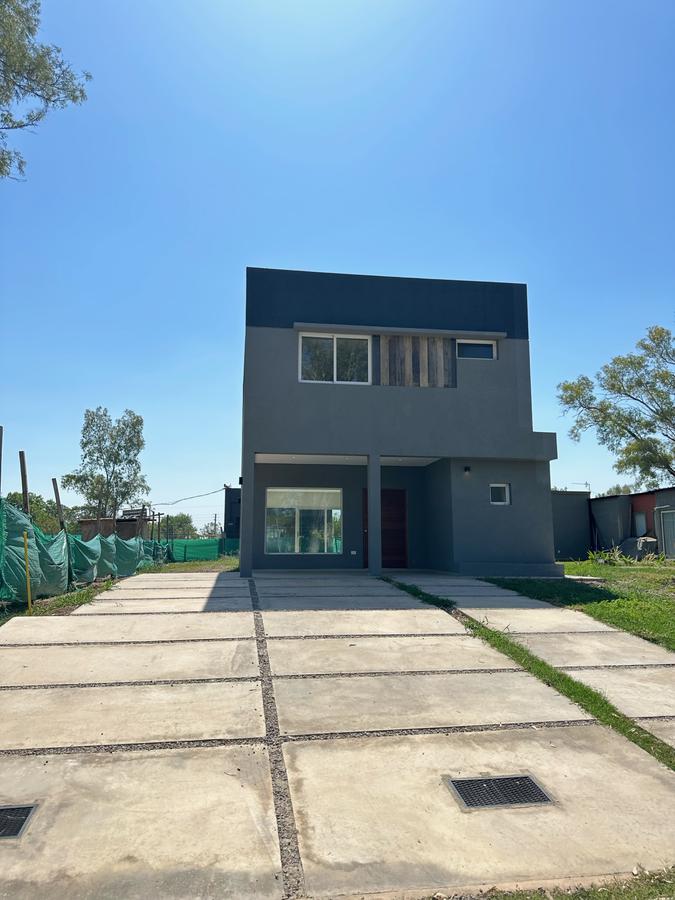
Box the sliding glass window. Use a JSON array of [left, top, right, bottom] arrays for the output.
[[265, 489, 343, 554]]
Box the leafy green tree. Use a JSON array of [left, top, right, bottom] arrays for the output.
[[595, 484, 634, 498], [1, 0, 90, 178], [62, 407, 149, 520], [4, 490, 80, 532], [559, 326, 675, 488], [200, 520, 220, 539], [165, 512, 198, 539]]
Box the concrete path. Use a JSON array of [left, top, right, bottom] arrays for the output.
[[1, 570, 674, 900], [398, 572, 675, 751]]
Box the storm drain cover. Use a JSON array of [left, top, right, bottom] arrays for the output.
[[0, 806, 36, 838], [446, 775, 551, 810]]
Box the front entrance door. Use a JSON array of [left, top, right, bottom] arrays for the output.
[[362, 488, 408, 568]]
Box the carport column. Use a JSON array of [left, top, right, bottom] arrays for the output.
[[367, 453, 382, 574], [239, 450, 255, 577]]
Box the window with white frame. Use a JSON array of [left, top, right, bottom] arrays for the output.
[[457, 340, 496, 360], [489, 483, 511, 505], [299, 333, 371, 384], [265, 488, 343, 554]]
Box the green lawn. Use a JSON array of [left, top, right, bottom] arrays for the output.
[[140, 555, 240, 574], [0, 579, 117, 628], [0, 556, 240, 627], [486, 562, 675, 652], [422, 867, 675, 900]]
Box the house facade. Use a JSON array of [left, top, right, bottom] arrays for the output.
[[239, 267, 561, 577]]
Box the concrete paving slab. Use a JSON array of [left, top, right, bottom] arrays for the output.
[[562, 667, 675, 718], [284, 726, 675, 898], [257, 595, 427, 611], [639, 718, 675, 747], [0, 612, 255, 643], [254, 587, 399, 598], [519, 632, 675, 667], [268, 635, 507, 675], [452, 595, 564, 610], [0, 681, 265, 749], [262, 609, 465, 637], [73, 596, 253, 614], [109, 588, 252, 599], [463, 608, 617, 634], [0, 640, 258, 686], [274, 671, 591, 734], [0, 746, 281, 899]]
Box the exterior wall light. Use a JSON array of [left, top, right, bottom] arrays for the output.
[[464, 466, 471, 474]]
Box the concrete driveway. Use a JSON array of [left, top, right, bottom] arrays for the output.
[[0, 571, 673, 899]]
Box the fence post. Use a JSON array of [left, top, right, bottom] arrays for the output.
[[19, 450, 30, 515], [22, 530, 33, 615]]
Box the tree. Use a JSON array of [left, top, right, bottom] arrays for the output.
[[165, 512, 197, 540], [4, 490, 80, 532], [1, 0, 90, 178], [595, 484, 634, 498], [62, 407, 149, 520], [558, 326, 675, 488], [200, 520, 220, 539]]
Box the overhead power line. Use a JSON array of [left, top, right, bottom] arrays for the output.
[[153, 486, 228, 507]]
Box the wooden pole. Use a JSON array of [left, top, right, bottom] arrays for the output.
[[19, 450, 30, 515], [150, 511, 155, 541], [52, 478, 66, 531], [0, 425, 4, 497], [157, 512, 162, 542], [22, 531, 33, 615]]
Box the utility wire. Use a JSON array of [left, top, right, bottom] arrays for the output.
[[152, 486, 228, 507]]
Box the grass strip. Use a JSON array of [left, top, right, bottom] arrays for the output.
[[140, 557, 240, 574], [422, 866, 675, 900], [383, 577, 675, 772], [0, 579, 117, 627]]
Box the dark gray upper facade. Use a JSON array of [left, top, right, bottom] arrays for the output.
[[240, 267, 560, 577]]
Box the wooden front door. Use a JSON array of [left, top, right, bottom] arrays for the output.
[[362, 488, 408, 568]]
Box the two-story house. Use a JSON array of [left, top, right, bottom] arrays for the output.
[[239, 267, 561, 577]]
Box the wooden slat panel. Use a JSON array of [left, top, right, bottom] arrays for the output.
[[411, 336, 420, 386], [442, 338, 451, 388], [380, 335, 390, 385], [419, 337, 429, 387], [403, 335, 413, 386], [434, 337, 444, 387]]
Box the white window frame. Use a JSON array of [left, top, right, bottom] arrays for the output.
[[298, 332, 372, 385], [489, 483, 511, 505], [457, 339, 497, 360], [264, 487, 344, 555]]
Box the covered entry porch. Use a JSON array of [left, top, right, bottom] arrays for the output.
[[240, 453, 445, 576]]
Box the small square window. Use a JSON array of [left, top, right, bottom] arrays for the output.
[[457, 341, 496, 359], [490, 483, 510, 505]]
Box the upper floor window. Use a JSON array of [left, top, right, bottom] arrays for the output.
[[457, 340, 496, 360], [299, 333, 371, 384], [490, 483, 511, 505]]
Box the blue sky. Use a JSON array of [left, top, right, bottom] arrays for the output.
[[2, 0, 674, 527]]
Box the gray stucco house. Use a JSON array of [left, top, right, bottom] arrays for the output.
[[239, 267, 561, 577]]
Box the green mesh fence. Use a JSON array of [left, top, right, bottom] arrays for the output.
[[0, 498, 169, 604]]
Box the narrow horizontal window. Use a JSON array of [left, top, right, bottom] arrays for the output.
[[490, 483, 511, 505], [299, 334, 371, 384], [265, 488, 343, 554], [457, 341, 496, 360]]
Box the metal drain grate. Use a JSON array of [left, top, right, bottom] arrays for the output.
[[0, 806, 36, 838], [446, 775, 551, 810]]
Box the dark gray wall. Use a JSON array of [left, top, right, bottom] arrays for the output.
[[246, 267, 529, 338], [590, 495, 632, 548], [250, 459, 558, 574], [242, 327, 555, 461], [448, 459, 557, 573], [551, 491, 591, 560]]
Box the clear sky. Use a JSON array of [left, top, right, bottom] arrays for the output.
[[2, 0, 674, 527]]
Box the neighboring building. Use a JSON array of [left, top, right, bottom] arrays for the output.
[[551, 486, 675, 558], [239, 267, 561, 577], [224, 487, 241, 539]]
